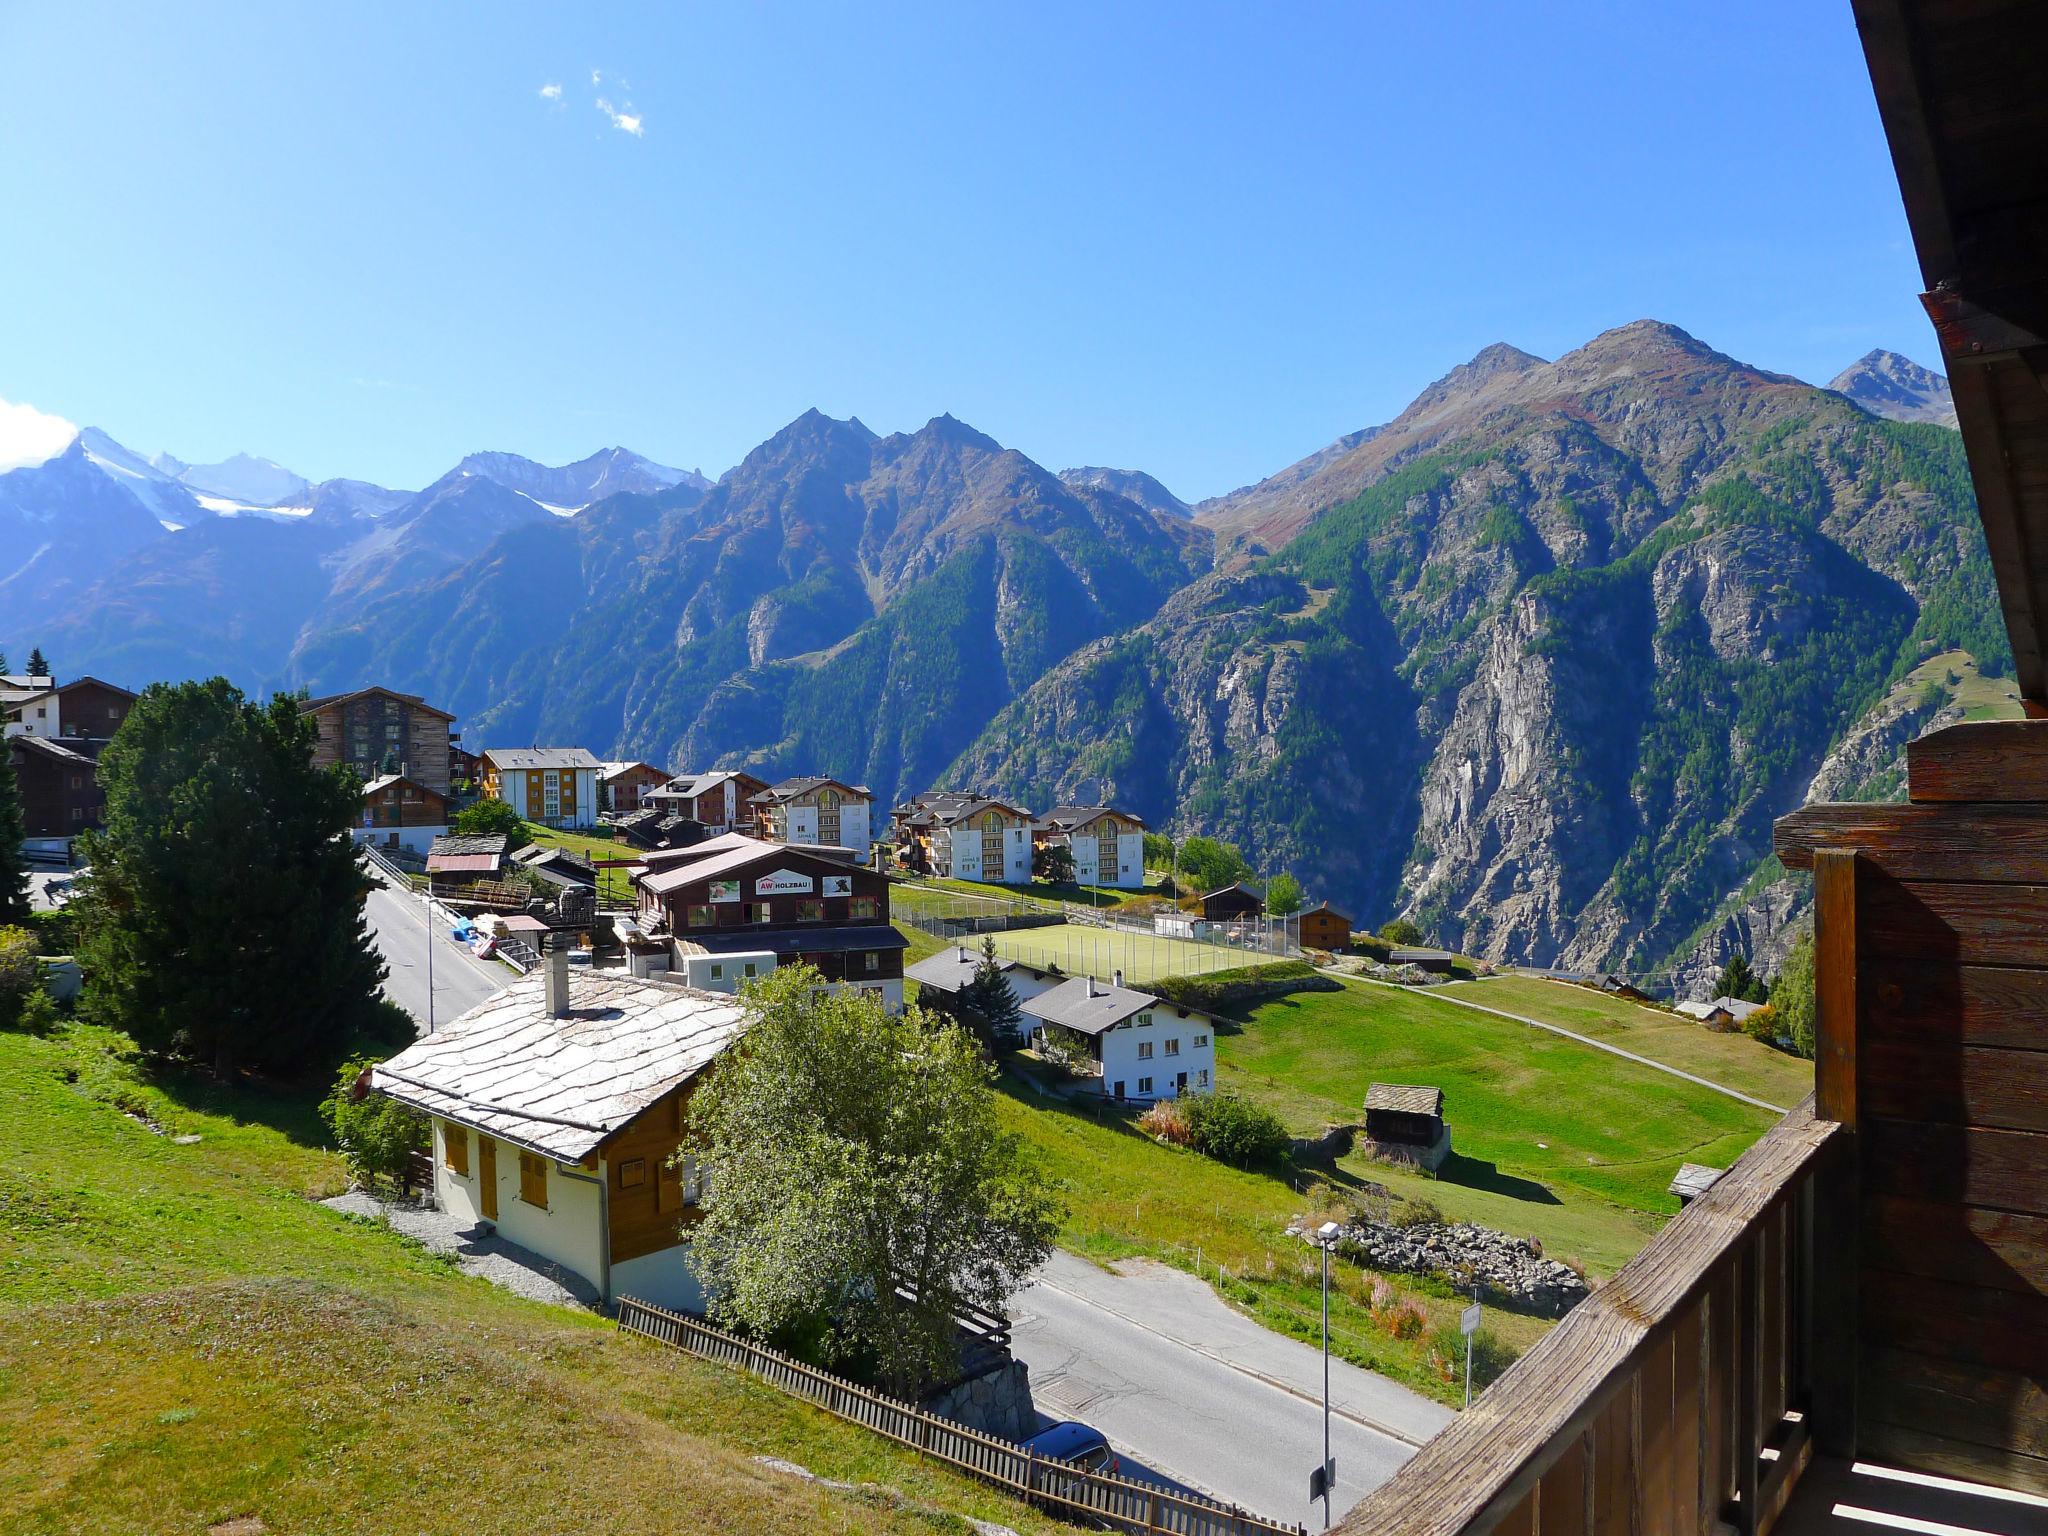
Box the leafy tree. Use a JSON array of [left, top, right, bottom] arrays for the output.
[[957, 936, 1022, 1043], [1032, 841, 1075, 885], [320, 1055, 430, 1189], [25, 646, 48, 677], [0, 746, 28, 924], [74, 679, 389, 1076], [452, 796, 531, 847], [1179, 1091, 1290, 1167], [0, 926, 39, 1026], [1175, 835, 1254, 896], [687, 966, 1061, 1396], [1714, 951, 1769, 1004], [1772, 930, 1817, 1059], [1265, 872, 1304, 916], [1379, 917, 1423, 947]]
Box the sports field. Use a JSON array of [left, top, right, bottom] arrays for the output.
[[983, 922, 1274, 984]]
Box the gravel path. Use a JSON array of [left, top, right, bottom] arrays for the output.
[[323, 1190, 602, 1309]]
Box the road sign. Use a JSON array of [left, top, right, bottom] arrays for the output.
[[1309, 1458, 1335, 1502], [1461, 1301, 1482, 1336]]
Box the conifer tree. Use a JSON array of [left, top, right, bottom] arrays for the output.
[[0, 745, 28, 924], [959, 935, 1023, 1043], [75, 679, 389, 1074], [25, 646, 48, 677]]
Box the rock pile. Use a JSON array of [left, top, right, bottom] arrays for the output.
[[1291, 1217, 1590, 1318]]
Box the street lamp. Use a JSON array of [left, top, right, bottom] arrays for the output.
[[1314, 1219, 1341, 1529]]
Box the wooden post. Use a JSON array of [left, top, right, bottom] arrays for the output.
[[1732, 1241, 1761, 1536], [1812, 848, 1858, 1128]]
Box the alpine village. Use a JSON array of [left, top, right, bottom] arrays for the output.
[[2, 8, 2045, 1536]]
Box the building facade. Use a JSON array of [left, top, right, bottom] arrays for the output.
[[1019, 975, 1218, 1103], [302, 688, 458, 795], [650, 770, 769, 834], [0, 674, 57, 738], [354, 774, 450, 858], [481, 747, 604, 829], [750, 776, 873, 852], [928, 798, 1034, 883], [599, 761, 671, 815], [1033, 805, 1147, 888], [9, 735, 102, 842]]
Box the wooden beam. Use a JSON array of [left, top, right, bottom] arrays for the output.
[[1906, 720, 2048, 802], [1775, 800, 2048, 878], [1813, 850, 1858, 1129]]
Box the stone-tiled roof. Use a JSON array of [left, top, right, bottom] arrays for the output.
[[1366, 1083, 1445, 1118], [371, 971, 750, 1161], [483, 747, 604, 772]]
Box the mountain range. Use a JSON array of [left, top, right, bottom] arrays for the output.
[[0, 334, 1995, 991]]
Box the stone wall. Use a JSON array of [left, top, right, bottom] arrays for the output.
[[920, 1358, 1037, 1441], [1293, 1216, 1590, 1318]]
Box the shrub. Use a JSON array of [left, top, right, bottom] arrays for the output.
[[1742, 1002, 1780, 1044], [1180, 1092, 1290, 1168], [1428, 1322, 1518, 1390], [319, 1055, 430, 1191], [1367, 1278, 1428, 1339], [1379, 918, 1423, 947], [14, 987, 60, 1036], [1137, 1099, 1194, 1147], [451, 797, 531, 848], [1035, 1023, 1090, 1074], [1152, 959, 1339, 1012], [0, 926, 38, 1026], [1390, 1195, 1444, 1228]]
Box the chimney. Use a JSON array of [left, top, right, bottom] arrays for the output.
[[545, 937, 570, 1018], [1085, 975, 1097, 998], [1113, 969, 1124, 990]]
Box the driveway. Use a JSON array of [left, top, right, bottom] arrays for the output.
[[1010, 1250, 1453, 1527], [364, 876, 512, 1032]]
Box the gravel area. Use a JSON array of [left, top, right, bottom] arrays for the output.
[[323, 1189, 602, 1309]]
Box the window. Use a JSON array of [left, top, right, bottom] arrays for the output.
[[864, 951, 879, 972], [1164, 1038, 1180, 1057], [518, 1151, 549, 1209], [743, 961, 759, 977], [443, 1123, 469, 1176], [1198, 1069, 1209, 1088], [1137, 1040, 1153, 1061], [617, 1157, 648, 1188], [708, 963, 724, 981], [1194, 1033, 1209, 1047], [686, 904, 715, 928], [679, 1156, 707, 1205], [851, 896, 879, 920], [748, 902, 773, 924], [1135, 1012, 1152, 1027], [1138, 1076, 1153, 1095], [798, 899, 825, 922]]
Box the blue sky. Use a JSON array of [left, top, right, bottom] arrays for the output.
[[0, 2, 1926, 501]]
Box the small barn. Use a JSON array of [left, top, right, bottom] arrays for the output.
[[1298, 901, 1352, 952], [1362, 1082, 1451, 1171], [1199, 883, 1264, 922]]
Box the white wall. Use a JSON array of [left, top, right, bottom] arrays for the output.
[[434, 1119, 607, 1293], [612, 1245, 709, 1314], [3, 692, 59, 738], [678, 951, 777, 994], [352, 824, 446, 858], [1068, 828, 1145, 889], [1096, 1009, 1217, 1102]]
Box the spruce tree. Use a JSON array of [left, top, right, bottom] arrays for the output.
[[75, 679, 389, 1074], [25, 646, 48, 677], [959, 935, 1023, 1043], [0, 744, 29, 923]]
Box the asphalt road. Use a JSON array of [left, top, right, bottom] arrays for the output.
[[1009, 1251, 1453, 1528], [364, 877, 512, 1032]]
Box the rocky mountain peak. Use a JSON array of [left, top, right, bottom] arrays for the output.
[[1060, 466, 1191, 518], [1826, 348, 1957, 428]]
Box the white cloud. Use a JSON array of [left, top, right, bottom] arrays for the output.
[[596, 97, 644, 137], [590, 67, 602, 86], [539, 81, 563, 101], [0, 397, 78, 472]]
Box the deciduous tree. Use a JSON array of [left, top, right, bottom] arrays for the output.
[[451, 796, 531, 847], [1771, 931, 1817, 1059], [74, 679, 389, 1075], [687, 967, 1061, 1395], [1265, 871, 1303, 916]]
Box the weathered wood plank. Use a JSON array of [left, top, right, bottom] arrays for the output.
[[1639, 1326, 1678, 1536], [1775, 799, 2048, 878], [1863, 1118, 2048, 1214], [1858, 875, 2048, 966], [1813, 850, 1858, 1126], [1669, 1303, 1704, 1536], [1863, 1193, 2048, 1295], [1591, 1387, 1635, 1536], [1861, 1345, 2048, 1461], [1906, 719, 2048, 803], [1857, 1422, 2048, 1500], [1860, 1268, 2048, 1377], [1538, 1438, 1591, 1536], [1861, 1040, 2048, 1131], [1862, 959, 2048, 1052]]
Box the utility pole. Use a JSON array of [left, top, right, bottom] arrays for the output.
[[424, 881, 436, 1036], [1314, 1220, 1340, 1529]]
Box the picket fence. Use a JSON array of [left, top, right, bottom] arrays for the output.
[[616, 1296, 1304, 1536]]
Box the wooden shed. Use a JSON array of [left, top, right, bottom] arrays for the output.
[[1198, 882, 1264, 921], [1363, 1082, 1445, 1147], [1298, 900, 1352, 952]]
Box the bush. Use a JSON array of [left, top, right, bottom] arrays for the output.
[[319, 1054, 430, 1191], [1379, 918, 1423, 947], [1742, 1002, 1780, 1045], [1137, 1099, 1194, 1147], [0, 926, 38, 1026], [452, 797, 531, 848], [1368, 1278, 1429, 1340], [13, 987, 60, 1036], [1390, 1195, 1444, 1229], [1428, 1322, 1518, 1391], [1180, 1092, 1290, 1167]]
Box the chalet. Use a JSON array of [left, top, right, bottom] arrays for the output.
[[1339, 14, 2048, 1531], [1590, 972, 1653, 1004], [598, 761, 671, 816], [1032, 805, 1147, 888], [355, 773, 449, 858], [1387, 946, 1458, 975], [425, 832, 509, 891], [890, 789, 980, 872], [1361, 1082, 1450, 1170], [511, 844, 597, 891], [1666, 1163, 1723, 1208], [926, 797, 1035, 884], [55, 676, 136, 742], [481, 747, 604, 830], [301, 687, 458, 795], [450, 744, 483, 785], [906, 944, 1062, 1035], [650, 770, 769, 835], [369, 952, 749, 1312], [749, 776, 873, 852], [1198, 882, 1264, 922], [631, 834, 905, 1011], [1674, 995, 1762, 1029], [1019, 974, 1218, 1102], [0, 674, 56, 738], [8, 735, 103, 844], [1298, 900, 1352, 952]]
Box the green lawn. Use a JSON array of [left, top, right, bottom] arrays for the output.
[[983, 923, 1264, 985], [522, 824, 639, 905], [1455, 975, 1814, 1109], [893, 876, 1161, 912], [0, 1023, 1064, 1536], [1907, 647, 2022, 724]]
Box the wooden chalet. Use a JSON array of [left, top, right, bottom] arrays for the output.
[[1198, 882, 1264, 922], [1336, 8, 2048, 1532], [1362, 1082, 1445, 1148], [1298, 900, 1353, 951]]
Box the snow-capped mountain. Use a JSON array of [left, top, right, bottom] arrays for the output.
[[153, 451, 312, 508], [451, 447, 708, 514]]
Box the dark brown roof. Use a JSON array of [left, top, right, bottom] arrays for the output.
[[300, 686, 456, 721]]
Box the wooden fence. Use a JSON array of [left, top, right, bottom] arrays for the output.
[[1335, 1096, 1847, 1536], [617, 1296, 1304, 1536]]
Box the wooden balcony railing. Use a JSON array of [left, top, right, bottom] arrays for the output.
[[1338, 1096, 1848, 1536]]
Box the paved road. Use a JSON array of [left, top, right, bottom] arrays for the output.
[[364, 877, 511, 1032], [1009, 1251, 1453, 1528]]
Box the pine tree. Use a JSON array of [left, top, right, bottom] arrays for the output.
[[0, 744, 29, 923], [959, 935, 1023, 1042], [75, 679, 390, 1075], [25, 647, 48, 678], [1714, 951, 1769, 1004]]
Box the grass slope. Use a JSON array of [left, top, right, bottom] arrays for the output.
[[0, 1024, 1060, 1536]]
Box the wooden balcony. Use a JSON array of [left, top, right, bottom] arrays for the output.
[[1340, 719, 2048, 1536]]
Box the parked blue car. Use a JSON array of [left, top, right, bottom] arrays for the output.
[[1021, 1419, 1118, 1474]]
